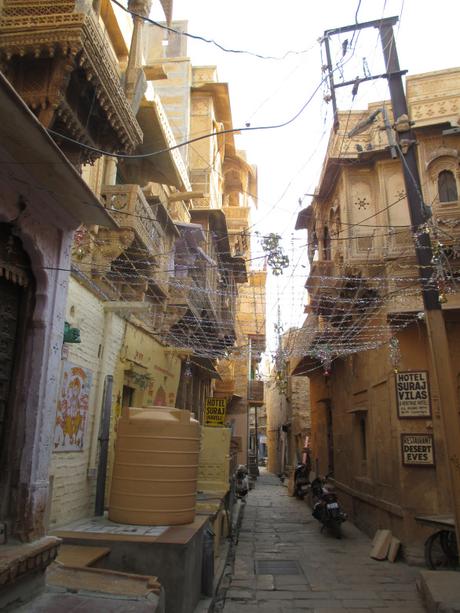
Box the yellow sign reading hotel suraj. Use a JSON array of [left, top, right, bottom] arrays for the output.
[[204, 398, 227, 427]]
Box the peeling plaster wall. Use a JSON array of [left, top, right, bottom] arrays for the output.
[[265, 379, 288, 475], [49, 278, 125, 528], [0, 191, 74, 541]]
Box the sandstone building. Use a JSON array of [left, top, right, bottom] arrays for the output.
[[293, 67, 460, 562]]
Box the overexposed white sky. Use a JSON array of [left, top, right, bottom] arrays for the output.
[[151, 0, 459, 356]]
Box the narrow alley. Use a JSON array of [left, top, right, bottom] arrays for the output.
[[223, 472, 425, 613]]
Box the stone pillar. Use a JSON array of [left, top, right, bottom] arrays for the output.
[[125, 0, 152, 102], [104, 157, 118, 186]]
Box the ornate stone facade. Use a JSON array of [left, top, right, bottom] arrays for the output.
[[0, 0, 143, 165], [294, 67, 460, 562]]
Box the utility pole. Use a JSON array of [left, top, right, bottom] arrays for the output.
[[323, 16, 460, 551], [247, 336, 252, 470]]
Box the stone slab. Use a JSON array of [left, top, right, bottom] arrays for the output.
[[15, 592, 163, 612], [56, 545, 110, 567], [47, 562, 162, 597], [370, 530, 392, 561], [418, 570, 460, 613]]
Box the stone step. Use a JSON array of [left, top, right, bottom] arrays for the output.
[[417, 570, 460, 613], [56, 544, 111, 568]]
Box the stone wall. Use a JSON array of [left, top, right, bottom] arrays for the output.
[[309, 320, 460, 563], [290, 376, 311, 432], [49, 278, 125, 528]]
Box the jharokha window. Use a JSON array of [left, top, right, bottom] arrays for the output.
[[438, 169, 458, 203]]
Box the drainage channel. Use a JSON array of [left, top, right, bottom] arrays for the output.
[[208, 498, 246, 613]]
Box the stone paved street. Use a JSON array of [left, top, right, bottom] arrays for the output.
[[223, 471, 426, 613]]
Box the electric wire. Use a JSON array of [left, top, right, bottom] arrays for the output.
[[110, 0, 318, 61]]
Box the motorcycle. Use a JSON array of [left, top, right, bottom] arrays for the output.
[[293, 462, 310, 499], [235, 464, 249, 499], [310, 473, 347, 538]]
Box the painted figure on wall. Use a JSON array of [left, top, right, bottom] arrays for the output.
[[54, 362, 93, 451]]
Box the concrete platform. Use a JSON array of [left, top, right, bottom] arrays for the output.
[[418, 570, 460, 613], [52, 514, 208, 613]]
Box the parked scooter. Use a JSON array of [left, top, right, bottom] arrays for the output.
[[310, 473, 347, 538], [293, 463, 310, 499], [235, 465, 249, 499]]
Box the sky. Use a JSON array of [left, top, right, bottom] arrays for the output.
[[151, 0, 459, 356]]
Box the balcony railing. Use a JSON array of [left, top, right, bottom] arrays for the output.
[[100, 185, 162, 256], [190, 168, 221, 209], [386, 228, 415, 257], [222, 206, 250, 222]]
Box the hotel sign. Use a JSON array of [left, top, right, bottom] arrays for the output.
[[401, 433, 435, 466], [204, 398, 227, 427], [395, 371, 431, 418]]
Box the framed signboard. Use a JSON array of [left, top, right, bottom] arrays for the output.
[[395, 371, 432, 418], [401, 433, 435, 466], [204, 398, 227, 427]]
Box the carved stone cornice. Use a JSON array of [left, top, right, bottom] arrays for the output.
[[0, 1, 143, 154]]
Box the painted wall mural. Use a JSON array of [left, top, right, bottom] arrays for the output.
[[54, 362, 93, 452]]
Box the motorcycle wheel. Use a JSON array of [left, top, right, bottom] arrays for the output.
[[328, 519, 342, 539]]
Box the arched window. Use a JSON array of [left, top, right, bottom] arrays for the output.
[[438, 170, 458, 203]]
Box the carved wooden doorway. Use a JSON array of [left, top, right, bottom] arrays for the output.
[[0, 224, 33, 527], [0, 277, 21, 453]]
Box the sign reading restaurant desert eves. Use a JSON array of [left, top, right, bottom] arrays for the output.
[[401, 433, 435, 466], [395, 371, 431, 418], [204, 398, 227, 427]]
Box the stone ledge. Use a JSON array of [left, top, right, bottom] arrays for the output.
[[0, 536, 61, 588], [417, 570, 460, 613]]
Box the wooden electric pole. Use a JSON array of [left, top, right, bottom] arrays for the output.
[[323, 16, 460, 551]]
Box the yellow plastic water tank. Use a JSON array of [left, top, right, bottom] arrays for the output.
[[109, 406, 200, 525]]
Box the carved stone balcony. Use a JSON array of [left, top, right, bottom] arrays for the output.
[[306, 260, 336, 296], [123, 95, 191, 190], [0, 0, 142, 164], [190, 168, 221, 209], [100, 185, 162, 255], [305, 260, 340, 319], [95, 184, 171, 299], [223, 206, 250, 225]]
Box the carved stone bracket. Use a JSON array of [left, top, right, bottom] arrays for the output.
[[92, 227, 135, 274]]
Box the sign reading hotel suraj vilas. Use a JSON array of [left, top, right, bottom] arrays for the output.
[[204, 398, 227, 427], [401, 433, 435, 466], [395, 371, 432, 418]]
